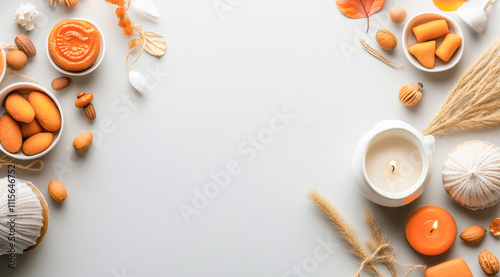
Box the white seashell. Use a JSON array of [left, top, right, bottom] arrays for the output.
[[131, 0, 160, 22], [0, 178, 48, 254], [443, 140, 500, 210], [129, 70, 147, 94], [14, 3, 39, 31]]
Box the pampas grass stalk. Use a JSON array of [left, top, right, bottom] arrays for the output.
[[423, 38, 500, 135], [308, 189, 382, 277]]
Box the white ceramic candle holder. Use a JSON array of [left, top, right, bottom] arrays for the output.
[[352, 120, 435, 207]]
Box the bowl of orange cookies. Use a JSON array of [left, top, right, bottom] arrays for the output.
[[402, 12, 464, 72], [0, 82, 64, 160], [46, 18, 105, 76]]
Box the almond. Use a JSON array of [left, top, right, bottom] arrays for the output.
[[479, 250, 499, 276], [73, 132, 93, 152], [51, 77, 72, 91], [460, 225, 487, 243], [15, 34, 36, 58], [48, 180, 67, 202]]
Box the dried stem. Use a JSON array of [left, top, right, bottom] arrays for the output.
[[308, 189, 382, 277], [0, 69, 39, 85], [359, 39, 404, 69], [364, 207, 398, 277], [0, 44, 17, 51], [423, 37, 500, 135]]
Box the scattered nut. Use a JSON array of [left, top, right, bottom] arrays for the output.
[[376, 29, 397, 51], [460, 225, 487, 243], [490, 218, 500, 236], [48, 180, 67, 202], [60, 0, 78, 7], [73, 132, 93, 152], [6, 49, 27, 70], [390, 6, 407, 24], [15, 34, 36, 58], [479, 250, 500, 276], [51, 77, 72, 91], [75, 92, 96, 120]]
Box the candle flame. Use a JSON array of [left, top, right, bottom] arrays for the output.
[[389, 160, 397, 172], [431, 221, 438, 233]]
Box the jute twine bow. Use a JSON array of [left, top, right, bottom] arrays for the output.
[[354, 244, 426, 277], [0, 154, 44, 171], [0, 43, 39, 85]]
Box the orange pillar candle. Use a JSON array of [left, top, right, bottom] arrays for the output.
[[405, 206, 457, 255]]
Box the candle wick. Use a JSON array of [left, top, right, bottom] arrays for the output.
[[391, 165, 395, 172], [430, 228, 434, 234]]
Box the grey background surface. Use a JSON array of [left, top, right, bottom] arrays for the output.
[[1, 0, 500, 276]]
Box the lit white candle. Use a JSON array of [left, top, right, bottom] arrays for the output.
[[353, 120, 435, 207], [365, 136, 423, 194]]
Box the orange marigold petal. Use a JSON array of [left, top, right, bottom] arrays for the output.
[[115, 7, 127, 18], [490, 218, 500, 236], [128, 39, 140, 48]]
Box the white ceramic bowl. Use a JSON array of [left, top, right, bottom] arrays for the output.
[[0, 82, 64, 160], [402, 12, 464, 72], [0, 49, 6, 83], [46, 18, 106, 76]]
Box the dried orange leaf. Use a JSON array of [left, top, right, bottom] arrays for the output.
[[143, 31, 166, 57], [490, 218, 500, 236], [336, 0, 385, 32]]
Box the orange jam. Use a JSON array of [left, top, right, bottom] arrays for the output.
[[48, 19, 101, 72], [433, 0, 467, 11], [0, 50, 4, 76]]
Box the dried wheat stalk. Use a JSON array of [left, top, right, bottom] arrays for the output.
[[364, 207, 398, 277], [423, 37, 500, 135], [359, 39, 404, 69], [308, 189, 382, 277]]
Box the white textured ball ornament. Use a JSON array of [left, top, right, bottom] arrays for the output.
[[443, 141, 500, 210], [129, 70, 147, 94]]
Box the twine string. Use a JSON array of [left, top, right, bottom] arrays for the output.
[[0, 155, 44, 171], [354, 244, 426, 277], [0, 44, 17, 51], [0, 69, 39, 85]]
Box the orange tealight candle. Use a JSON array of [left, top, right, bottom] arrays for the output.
[[405, 206, 457, 256]]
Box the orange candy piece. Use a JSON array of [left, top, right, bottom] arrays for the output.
[[48, 19, 101, 72], [409, 41, 436, 69], [490, 218, 500, 236]]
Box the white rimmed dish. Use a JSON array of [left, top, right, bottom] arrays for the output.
[[0, 49, 6, 83], [46, 18, 106, 77], [402, 12, 464, 72], [0, 82, 64, 160]]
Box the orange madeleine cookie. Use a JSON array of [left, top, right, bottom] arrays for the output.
[[28, 91, 61, 132], [48, 19, 101, 72], [22, 132, 54, 156], [5, 92, 35, 123], [0, 113, 23, 153], [20, 119, 44, 139]]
